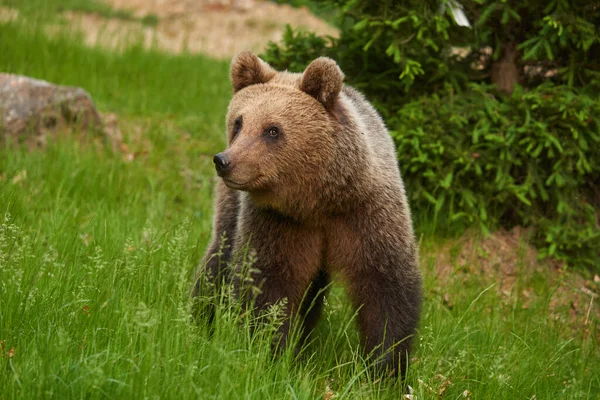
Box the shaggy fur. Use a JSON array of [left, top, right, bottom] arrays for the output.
[[193, 51, 422, 378]]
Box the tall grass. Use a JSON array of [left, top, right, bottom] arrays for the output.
[[0, 17, 598, 399]]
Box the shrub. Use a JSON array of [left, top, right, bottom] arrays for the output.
[[393, 83, 600, 267]]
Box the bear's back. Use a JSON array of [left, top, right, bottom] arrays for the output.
[[340, 86, 404, 187]]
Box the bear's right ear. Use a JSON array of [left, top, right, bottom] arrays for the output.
[[230, 51, 277, 93]]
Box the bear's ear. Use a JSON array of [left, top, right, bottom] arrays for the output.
[[230, 51, 277, 93], [299, 57, 344, 109]]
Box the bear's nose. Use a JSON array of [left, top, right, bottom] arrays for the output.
[[213, 153, 230, 175]]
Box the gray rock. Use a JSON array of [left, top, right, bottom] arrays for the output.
[[0, 73, 102, 146]]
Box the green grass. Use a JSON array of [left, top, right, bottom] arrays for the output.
[[0, 17, 599, 399], [1, 0, 159, 26]]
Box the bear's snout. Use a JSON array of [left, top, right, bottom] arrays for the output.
[[213, 153, 230, 176]]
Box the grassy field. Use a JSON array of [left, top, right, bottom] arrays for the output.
[[1, 0, 159, 25], [0, 11, 599, 400]]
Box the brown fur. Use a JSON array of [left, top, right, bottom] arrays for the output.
[[193, 52, 422, 378], [230, 51, 277, 93], [299, 57, 344, 109]]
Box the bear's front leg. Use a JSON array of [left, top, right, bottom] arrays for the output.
[[347, 265, 421, 378], [233, 199, 323, 351], [329, 211, 422, 379]]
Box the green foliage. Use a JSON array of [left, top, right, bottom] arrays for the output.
[[393, 83, 600, 268], [262, 0, 600, 269], [263, 26, 332, 73], [469, 0, 600, 89], [264, 0, 472, 107]]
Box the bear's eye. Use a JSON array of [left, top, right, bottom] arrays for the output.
[[232, 116, 243, 137], [265, 126, 280, 139]]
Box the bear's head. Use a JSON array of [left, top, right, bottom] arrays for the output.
[[214, 51, 347, 214]]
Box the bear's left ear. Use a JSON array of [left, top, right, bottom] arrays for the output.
[[299, 57, 344, 110], [230, 51, 277, 93]]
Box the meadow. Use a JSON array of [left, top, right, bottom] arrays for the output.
[[0, 7, 598, 399]]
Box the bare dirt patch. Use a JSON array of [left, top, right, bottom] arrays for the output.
[[428, 228, 599, 338], [61, 0, 337, 59], [0, 6, 19, 23]]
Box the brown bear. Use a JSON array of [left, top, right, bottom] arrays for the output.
[[193, 51, 422, 378]]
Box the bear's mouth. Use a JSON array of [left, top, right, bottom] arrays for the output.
[[222, 177, 255, 190]]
